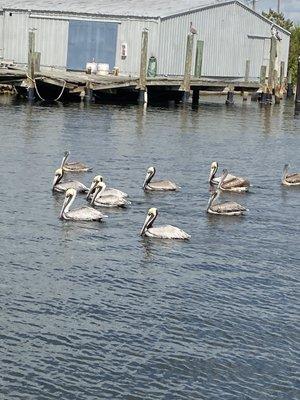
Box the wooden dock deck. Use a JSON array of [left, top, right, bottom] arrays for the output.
[[0, 66, 262, 104]]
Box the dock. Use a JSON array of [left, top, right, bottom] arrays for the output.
[[0, 66, 262, 104]]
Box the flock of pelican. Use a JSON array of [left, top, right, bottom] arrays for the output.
[[53, 151, 300, 240]]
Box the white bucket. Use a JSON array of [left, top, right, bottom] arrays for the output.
[[97, 63, 109, 75], [86, 62, 97, 74]]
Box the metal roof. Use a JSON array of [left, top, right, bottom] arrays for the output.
[[0, 0, 223, 18]]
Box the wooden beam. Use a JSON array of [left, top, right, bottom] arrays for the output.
[[139, 29, 148, 90], [180, 33, 194, 95], [245, 59, 250, 82]]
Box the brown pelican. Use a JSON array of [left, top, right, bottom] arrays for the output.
[[61, 151, 92, 172], [207, 170, 248, 216], [91, 182, 131, 208], [143, 166, 179, 191], [86, 175, 128, 199], [209, 161, 250, 192], [60, 188, 107, 221], [140, 208, 190, 239], [282, 164, 300, 186], [52, 168, 88, 193]]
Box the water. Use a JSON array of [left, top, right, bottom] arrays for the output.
[[0, 96, 299, 399]]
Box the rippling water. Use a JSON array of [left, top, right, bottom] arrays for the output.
[[0, 95, 299, 399]]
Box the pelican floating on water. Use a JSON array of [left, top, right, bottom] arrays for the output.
[[60, 188, 107, 221], [61, 151, 93, 172], [209, 161, 250, 192], [140, 208, 190, 239], [282, 164, 300, 186], [52, 168, 88, 193], [86, 175, 128, 199], [90, 182, 131, 207], [143, 166, 179, 191], [207, 170, 248, 216]]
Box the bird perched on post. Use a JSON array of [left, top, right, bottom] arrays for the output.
[[271, 25, 282, 41], [189, 22, 197, 35]]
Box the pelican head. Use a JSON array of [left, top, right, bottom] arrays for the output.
[[86, 175, 104, 199], [52, 168, 63, 189], [60, 151, 70, 168], [209, 161, 219, 183], [143, 166, 156, 189], [282, 163, 290, 183], [91, 181, 106, 205], [60, 188, 76, 219], [207, 189, 219, 211], [140, 207, 158, 236]]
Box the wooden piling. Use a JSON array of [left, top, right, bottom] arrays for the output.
[[296, 56, 300, 104], [180, 33, 194, 103], [225, 85, 234, 105], [260, 65, 267, 85], [268, 36, 277, 92], [242, 91, 248, 101], [245, 60, 250, 82], [27, 31, 35, 101], [192, 89, 200, 106], [84, 80, 94, 103], [286, 69, 293, 99], [279, 61, 285, 86], [138, 29, 148, 104]]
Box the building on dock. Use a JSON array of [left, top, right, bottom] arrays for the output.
[[0, 0, 290, 81]]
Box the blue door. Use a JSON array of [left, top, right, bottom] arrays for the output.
[[67, 20, 118, 71]]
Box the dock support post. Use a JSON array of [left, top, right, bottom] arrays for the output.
[[242, 91, 248, 101], [180, 33, 194, 103], [286, 69, 293, 99], [138, 29, 148, 104], [27, 30, 35, 101], [258, 65, 267, 103], [273, 69, 281, 104], [268, 36, 277, 93], [192, 88, 199, 106], [245, 59, 250, 82], [84, 81, 94, 103], [225, 86, 234, 105], [279, 61, 285, 95], [295, 56, 300, 104]]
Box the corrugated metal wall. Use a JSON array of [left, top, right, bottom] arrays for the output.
[[29, 17, 69, 68], [0, 13, 3, 59], [0, 2, 290, 78], [158, 2, 290, 79], [3, 11, 29, 64], [115, 19, 159, 75]]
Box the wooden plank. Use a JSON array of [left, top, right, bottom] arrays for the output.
[[268, 36, 277, 91], [245, 60, 250, 82]]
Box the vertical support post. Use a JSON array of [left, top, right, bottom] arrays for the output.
[[194, 40, 204, 78], [192, 88, 199, 106], [296, 56, 300, 104], [27, 30, 35, 101], [138, 29, 148, 104], [225, 85, 234, 105], [245, 59, 250, 82], [279, 61, 285, 86], [84, 80, 94, 103], [260, 65, 267, 85], [180, 33, 194, 103], [286, 69, 293, 99], [268, 36, 277, 93]]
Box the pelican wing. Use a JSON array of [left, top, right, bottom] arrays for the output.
[[66, 206, 106, 221], [94, 194, 130, 207], [211, 202, 247, 214], [147, 225, 190, 239], [286, 173, 300, 184], [104, 187, 128, 198], [147, 180, 178, 191], [63, 162, 92, 172], [221, 176, 250, 188], [54, 181, 88, 193]]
